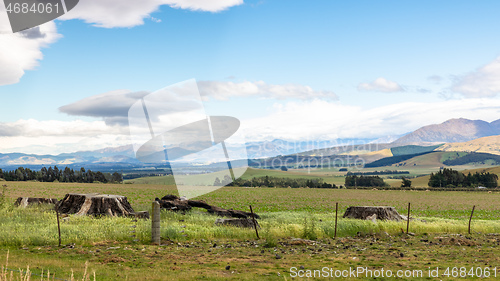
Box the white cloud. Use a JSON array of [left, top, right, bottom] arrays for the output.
[[198, 80, 338, 100], [0, 119, 125, 137], [60, 0, 243, 28], [357, 77, 404, 93], [451, 56, 500, 97], [58, 90, 149, 125], [0, 14, 61, 85], [0, 135, 131, 155], [0, 1, 242, 85], [163, 0, 243, 12], [241, 98, 500, 142], [3, 97, 500, 155], [58, 81, 337, 123], [0, 119, 130, 154]]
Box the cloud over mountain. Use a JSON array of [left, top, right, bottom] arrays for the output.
[[357, 77, 404, 93], [452, 56, 500, 97], [198, 80, 338, 101]]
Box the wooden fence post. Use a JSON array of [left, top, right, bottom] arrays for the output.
[[56, 210, 61, 247], [152, 201, 161, 245], [468, 205, 475, 235], [249, 205, 260, 239], [406, 202, 411, 234], [334, 202, 338, 239]]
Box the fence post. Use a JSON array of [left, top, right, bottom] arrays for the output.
[[249, 205, 260, 239], [406, 202, 411, 234], [334, 202, 338, 239], [56, 210, 61, 247], [152, 201, 161, 245], [468, 205, 475, 235]]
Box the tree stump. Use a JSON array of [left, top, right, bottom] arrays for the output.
[[15, 197, 58, 208], [343, 206, 404, 221], [56, 193, 135, 217]]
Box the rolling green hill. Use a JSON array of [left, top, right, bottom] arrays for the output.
[[365, 152, 433, 168], [126, 168, 334, 185], [443, 152, 500, 166], [390, 144, 442, 156]]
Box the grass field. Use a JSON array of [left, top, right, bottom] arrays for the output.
[[2, 178, 500, 280], [4, 179, 500, 219], [2, 231, 500, 280], [127, 163, 500, 189]]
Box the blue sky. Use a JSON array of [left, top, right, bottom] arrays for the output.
[[2, 0, 500, 154]]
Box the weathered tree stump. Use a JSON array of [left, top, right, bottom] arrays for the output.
[[343, 206, 404, 221], [158, 195, 260, 219], [215, 218, 260, 228], [56, 193, 135, 217], [15, 197, 58, 208]]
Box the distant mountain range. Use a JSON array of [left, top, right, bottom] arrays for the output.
[[0, 138, 380, 168], [392, 118, 500, 144], [0, 145, 140, 169], [2, 117, 500, 169], [245, 138, 378, 158]]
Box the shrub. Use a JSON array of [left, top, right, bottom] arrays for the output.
[[301, 216, 317, 240]]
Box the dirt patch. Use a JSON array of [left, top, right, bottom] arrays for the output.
[[101, 257, 127, 264], [433, 236, 477, 246]]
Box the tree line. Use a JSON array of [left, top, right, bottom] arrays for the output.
[[223, 175, 337, 188], [442, 152, 500, 166], [345, 175, 387, 187], [346, 170, 409, 176], [0, 166, 123, 183], [428, 168, 498, 188]]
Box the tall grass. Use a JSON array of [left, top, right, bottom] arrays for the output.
[[0, 251, 95, 281], [159, 210, 500, 241], [1, 204, 500, 247], [0, 205, 150, 246]]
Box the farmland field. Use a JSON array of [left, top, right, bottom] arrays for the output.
[[127, 164, 500, 188], [4, 179, 500, 219], [2, 178, 500, 280]]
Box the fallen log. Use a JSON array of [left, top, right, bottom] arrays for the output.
[[155, 197, 192, 211], [158, 194, 260, 219]]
